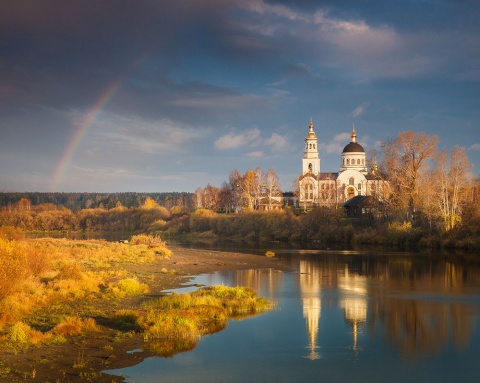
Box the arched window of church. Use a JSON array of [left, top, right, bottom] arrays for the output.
[[357, 159, 360, 165], [347, 159, 350, 165], [308, 163, 312, 172], [349, 177, 354, 186], [358, 183, 361, 190]]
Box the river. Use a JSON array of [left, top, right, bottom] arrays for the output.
[[104, 244, 480, 383]]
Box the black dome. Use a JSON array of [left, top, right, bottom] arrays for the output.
[[342, 142, 365, 153]]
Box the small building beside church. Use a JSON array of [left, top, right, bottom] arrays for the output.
[[298, 119, 388, 210], [343, 195, 376, 218]]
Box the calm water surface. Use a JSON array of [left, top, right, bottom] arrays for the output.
[[106, 247, 480, 383]]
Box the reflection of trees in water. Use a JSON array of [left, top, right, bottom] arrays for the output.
[[369, 298, 474, 357], [292, 252, 480, 358], [368, 260, 477, 357]]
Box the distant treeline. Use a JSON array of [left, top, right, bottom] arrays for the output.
[[0, 192, 194, 211], [0, 202, 184, 232], [0, 202, 479, 251]]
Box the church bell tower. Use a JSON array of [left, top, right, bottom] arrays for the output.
[[302, 118, 320, 175]]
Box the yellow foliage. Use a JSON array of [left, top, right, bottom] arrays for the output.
[[7, 321, 48, 349], [0, 239, 30, 299], [143, 196, 160, 209], [51, 316, 98, 336], [388, 221, 412, 233], [108, 278, 149, 298]]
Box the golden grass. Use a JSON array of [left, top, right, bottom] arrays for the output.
[[0, 234, 170, 351], [140, 286, 274, 344], [51, 316, 98, 336], [0, 233, 274, 361], [107, 277, 149, 299], [0, 239, 29, 300]]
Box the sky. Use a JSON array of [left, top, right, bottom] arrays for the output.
[[1, 0, 479, 193]]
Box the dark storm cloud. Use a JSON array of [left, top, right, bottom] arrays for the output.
[[0, 0, 277, 127], [0, 1, 224, 101]]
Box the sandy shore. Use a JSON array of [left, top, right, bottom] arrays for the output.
[[1, 247, 291, 383]]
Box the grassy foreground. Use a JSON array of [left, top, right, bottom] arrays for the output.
[[0, 228, 273, 381]]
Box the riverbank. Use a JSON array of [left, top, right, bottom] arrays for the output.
[[0, 246, 290, 383]]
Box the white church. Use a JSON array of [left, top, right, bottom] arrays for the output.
[[298, 118, 386, 209]]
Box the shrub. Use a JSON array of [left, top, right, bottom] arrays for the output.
[[57, 263, 84, 280], [110, 310, 140, 331], [108, 278, 149, 298], [150, 219, 168, 231], [26, 244, 50, 275], [129, 234, 172, 258], [7, 321, 46, 351], [265, 250, 275, 257], [8, 322, 31, 344], [130, 234, 164, 246], [0, 226, 25, 241], [51, 316, 98, 336], [0, 239, 30, 300]]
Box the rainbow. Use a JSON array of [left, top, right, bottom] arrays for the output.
[[50, 79, 122, 190]]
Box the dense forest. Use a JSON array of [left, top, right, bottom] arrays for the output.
[[0, 192, 194, 211]]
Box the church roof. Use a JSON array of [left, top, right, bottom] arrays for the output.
[[342, 142, 365, 153], [343, 195, 373, 207], [299, 172, 339, 181], [319, 172, 338, 180], [342, 124, 365, 153]]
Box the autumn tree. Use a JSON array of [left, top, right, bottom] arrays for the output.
[[194, 187, 204, 208], [226, 168, 262, 211], [204, 184, 221, 210], [143, 196, 159, 209], [381, 131, 439, 221], [16, 198, 31, 211], [228, 169, 244, 212], [219, 181, 233, 213], [263, 168, 282, 210], [433, 145, 473, 231], [242, 170, 257, 210]]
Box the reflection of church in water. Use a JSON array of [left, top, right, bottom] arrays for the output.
[[299, 119, 385, 208], [299, 260, 367, 359]]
